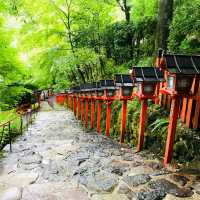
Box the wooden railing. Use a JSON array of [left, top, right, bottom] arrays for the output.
[[0, 106, 39, 151], [160, 85, 200, 129]]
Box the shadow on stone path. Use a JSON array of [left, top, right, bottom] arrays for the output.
[[0, 102, 200, 200]]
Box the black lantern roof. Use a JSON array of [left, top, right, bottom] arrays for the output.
[[100, 80, 116, 90], [90, 82, 96, 89], [164, 54, 200, 74], [80, 83, 92, 92], [89, 82, 99, 92], [95, 82, 104, 91], [80, 84, 86, 92], [33, 89, 42, 94], [70, 86, 80, 93], [132, 67, 164, 82], [114, 74, 134, 87]]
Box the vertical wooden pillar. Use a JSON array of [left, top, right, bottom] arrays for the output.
[[137, 99, 148, 152], [164, 97, 180, 166], [155, 84, 160, 105], [73, 96, 77, 116], [77, 97, 81, 119], [64, 94, 67, 106], [91, 100, 95, 129], [120, 100, 127, 143], [69, 96, 71, 109], [72, 96, 74, 110], [65, 95, 68, 108], [85, 99, 89, 128], [67, 96, 70, 108], [185, 97, 193, 127], [81, 99, 85, 123], [167, 95, 172, 110], [193, 82, 200, 128], [97, 100, 102, 133], [105, 101, 112, 137], [186, 78, 196, 128], [70, 96, 73, 110], [180, 97, 187, 123], [162, 94, 167, 107]]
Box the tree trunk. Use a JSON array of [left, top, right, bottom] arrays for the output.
[[77, 65, 86, 83], [117, 0, 131, 23], [156, 0, 174, 50], [125, 9, 130, 23]]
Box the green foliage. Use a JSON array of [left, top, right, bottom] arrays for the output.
[[168, 0, 200, 53], [103, 21, 135, 64], [150, 118, 169, 136], [131, 0, 158, 23], [0, 13, 29, 110], [173, 124, 200, 162], [0, 111, 21, 149], [0, 109, 16, 123], [102, 15, 157, 65]]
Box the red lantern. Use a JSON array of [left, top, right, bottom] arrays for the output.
[[158, 53, 200, 166], [114, 74, 134, 143], [131, 67, 164, 152], [100, 80, 117, 137]]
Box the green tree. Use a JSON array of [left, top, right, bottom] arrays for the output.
[[168, 0, 200, 53]]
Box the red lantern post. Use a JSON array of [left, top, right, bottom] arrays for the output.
[[88, 82, 97, 129], [77, 95, 81, 119], [95, 82, 104, 133], [97, 100, 102, 133], [114, 74, 134, 143], [132, 67, 164, 152], [81, 96, 85, 123], [137, 99, 148, 151], [105, 101, 112, 137], [158, 53, 200, 166], [71, 95, 74, 110], [85, 98, 89, 128], [90, 99, 95, 129], [73, 95, 77, 116], [120, 100, 128, 142], [100, 80, 116, 137], [66, 94, 69, 108]]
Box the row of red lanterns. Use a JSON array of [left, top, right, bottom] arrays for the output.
[[61, 51, 200, 167]]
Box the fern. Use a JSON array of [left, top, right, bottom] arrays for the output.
[[149, 118, 169, 136]]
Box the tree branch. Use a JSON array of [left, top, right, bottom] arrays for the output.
[[116, 0, 125, 11]]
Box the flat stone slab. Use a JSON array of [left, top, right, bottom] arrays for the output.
[[168, 187, 194, 198], [169, 174, 189, 186], [123, 174, 151, 188], [128, 166, 154, 176], [117, 183, 136, 199], [19, 152, 42, 165], [83, 172, 118, 193], [0, 187, 22, 200], [91, 194, 129, 200], [21, 182, 89, 200], [0, 173, 39, 190], [148, 178, 179, 193], [191, 182, 200, 194], [136, 189, 166, 200], [147, 178, 194, 197]]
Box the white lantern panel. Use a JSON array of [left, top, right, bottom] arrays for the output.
[[167, 76, 174, 90]]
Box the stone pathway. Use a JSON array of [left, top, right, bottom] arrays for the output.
[[0, 102, 200, 200]]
